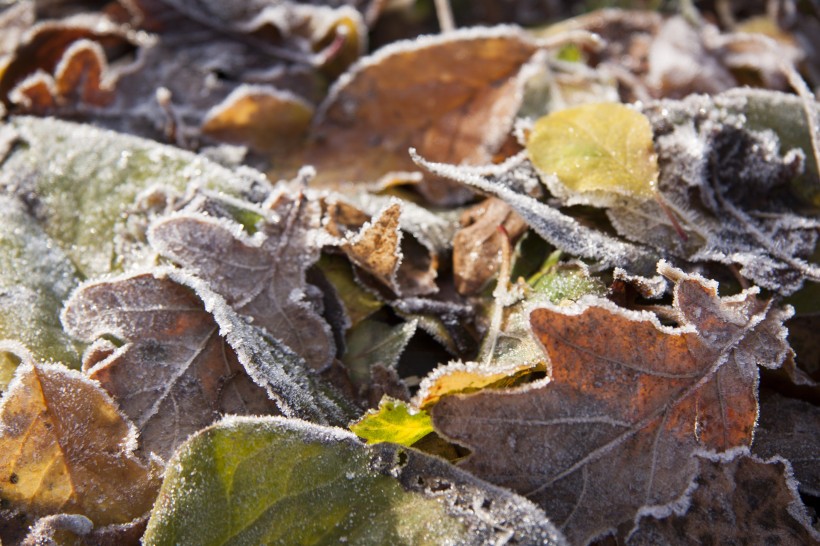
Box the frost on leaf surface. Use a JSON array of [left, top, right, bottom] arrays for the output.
[[0, 360, 159, 527], [143, 416, 567, 546], [149, 190, 335, 370], [350, 397, 433, 446], [0, 195, 81, 380], [628, 449, 820, 545], [431, 262, 792, 545], [0, 117, 260, 277], [302, 27, 541, 205]]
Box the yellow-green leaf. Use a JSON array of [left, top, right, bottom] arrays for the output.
[[350, 398, 433, 446], [527, 102, 659, 203]]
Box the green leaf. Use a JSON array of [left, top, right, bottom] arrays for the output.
[[526, 102, 659, 204], [0, 118, 260, 277], [343, 316, 417, 387], [350, 398, 433, 446], [143, 416, 566, 546], [528, 251, 606, 302], [0, 195, 81, 382]]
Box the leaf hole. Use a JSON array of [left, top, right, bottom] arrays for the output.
[[396, 449, 408, 467], [8, 473, 18, 484]]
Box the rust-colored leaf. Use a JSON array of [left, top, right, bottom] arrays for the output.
[[0, 361, 160, 526], [62, 272, 279, 460], [340, 201, 403, 294], [149, 191, 336, 370], [302, 27, 540, 204], [432, 262, 791, 544]]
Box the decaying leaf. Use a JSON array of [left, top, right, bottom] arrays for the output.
[[143, 416, 567, 545], [350, 397, 433, 446], [753, 393, 820, 496], [302, 27, 541, 204], [149, 190, 336, 370], [0, 195, 81, 378], [339, 201, 404, 294], [432, 262, 792, 544], [62, 270, 280, 460], [527, 102, 660, 206], [628, 449, 820, 545], [0, 360, 160, 526]]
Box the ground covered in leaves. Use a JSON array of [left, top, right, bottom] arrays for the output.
[[1, 1, 820, 545]]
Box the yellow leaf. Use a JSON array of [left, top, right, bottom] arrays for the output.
[[527, 102, 659, 203], [350, 398, 433, 446]]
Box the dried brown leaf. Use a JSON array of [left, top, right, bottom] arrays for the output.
[[341, 201, 403, 294], [62, 271, 279, 460], [149, 191, 336, 370], [432, 262, 792, 544], [0, 361, 160, 526], [302, 27, 540, 205], [628, 450, 819, 545]]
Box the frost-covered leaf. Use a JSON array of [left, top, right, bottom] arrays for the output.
[[316, 253, 383, 327], [339, 201, 404, 295], [350, 397, 433, 446], [0, 360, 160, 526], [432, 262, 792, 545], [302, 27, 541, 204], [19, 513, 147, 546], [149, 191, 335, 370], [343, 316, 417, 389], [527, 102, 660, 205], [143, 416, 566, 545], [62, 270, 280, 460], [628, 449, 819, 545], [753, 393, 820, 496], [453, 197, 527, 296], [0, 195, 81, 377], [0, 117, 260, 277]]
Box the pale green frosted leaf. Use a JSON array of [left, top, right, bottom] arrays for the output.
[[143, 416, 566, 546], [343, 317, 417, 387], [0, 195, 81, 379], [350, 398, 433, 446], [0, 117, 263, 277], [527, 103, 659, 204], [528, 252, 606, 302]]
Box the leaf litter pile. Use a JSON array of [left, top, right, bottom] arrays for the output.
[[1, 1, 820, 544]]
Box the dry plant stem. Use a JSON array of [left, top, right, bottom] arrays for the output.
[[482, 226, 513, 367], [780, 62, 820, 177], [654, 194, 689, 242], [434, 0, 455, 33]]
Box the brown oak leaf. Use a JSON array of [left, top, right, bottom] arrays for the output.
[[0, 360, 160, 527], [431, 261, 792, 545]]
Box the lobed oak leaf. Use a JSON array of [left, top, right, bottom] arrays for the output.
[[0, 360, 160, 527], [302, 27, 541, 205], [62, 271, 280, 460], [431, 261, 792, 545], [149, 190, 336, 370], [627, 449, 820, 545]]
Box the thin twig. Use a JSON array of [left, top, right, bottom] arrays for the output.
[[433, 0, 455, 33]]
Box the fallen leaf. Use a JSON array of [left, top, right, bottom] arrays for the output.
[[431, 262, 792, 544], [0, 360, 160, 526], [315, 253, 383, 327], [628, 449, 820, 545], [143, 416, 567, 545], [753, 393, 820, 496], [343, 316, 417, 390], [0, 195, 81, 379], [340, 201, 404, 294], [302, 27, 541, 204], [62, 270, 280, 460], [350, 397, 433, 446], [19, 513, 147, 546], [527, 102, 660, 206], [148, 191, 336, 370]]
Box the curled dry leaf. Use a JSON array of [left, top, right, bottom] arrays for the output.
[[0, 360, 160, 527], [62, 271, 279, 460], [302, 27, 541, 205], [149, 190, 336, 370], [143, 416, 567, 545], [628, 449, 820, 545], [753, 393, 820, 496], [432, 262, 792, 545], [340, 201, 404, 295]]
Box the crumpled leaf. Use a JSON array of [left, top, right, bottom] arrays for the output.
[[432, 262, 792, 545], [62, 269, 280, 460], [339, 201, 404, 295], [0, 117, 260, 277], [301, 26, 541, 204], [527, 102, 660, 205], [148, 190, 336, 370], [350, 397, 433, 446], [0, 195, 81, 378], [753, 393, 820, 496], [453, 197, 527, 296], [0, 360, 160, 526], [628, 449, 820, 545], [143, 416, 567, 545]]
